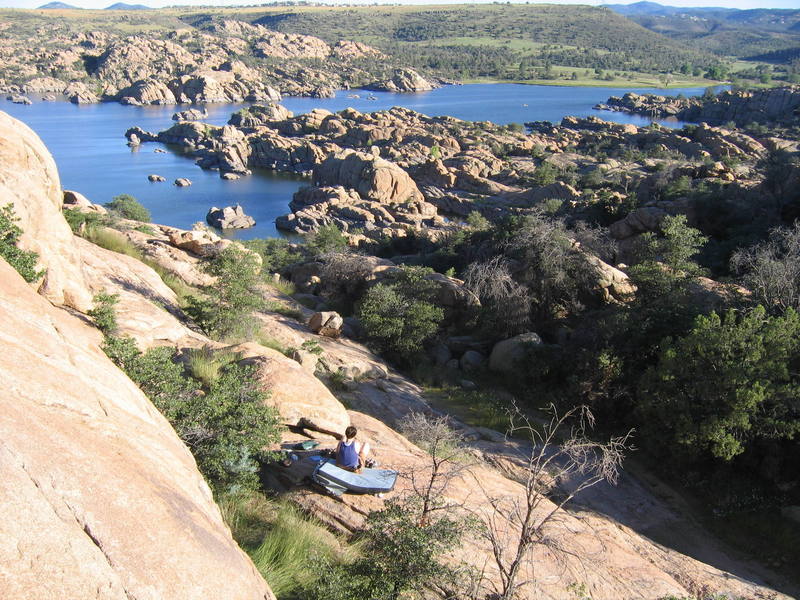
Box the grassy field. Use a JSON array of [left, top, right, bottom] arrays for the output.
[[468, 66, 716, 89]]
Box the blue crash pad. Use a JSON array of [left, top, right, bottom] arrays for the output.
[[312, 458, 397, 495]]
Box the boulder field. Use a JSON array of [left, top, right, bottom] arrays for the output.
[[126, 100, 772, 249], [0, 109, 795, 599], [0, 19, 437, 104]]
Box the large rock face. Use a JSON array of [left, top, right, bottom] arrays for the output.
[[366, 68, 437, 93], [0, 259, 274, 600], [0, 110, 92, 312], [313, 150, 424, 204], [231, 342, 350, 435]]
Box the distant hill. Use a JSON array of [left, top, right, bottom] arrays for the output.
[[38, 1, 80, 8], [604, 2, 738, 17], [605, 1, 800, 61], [105, 2, 150, 9]]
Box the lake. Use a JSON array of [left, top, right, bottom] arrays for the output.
[[0, 83, 711, 239]]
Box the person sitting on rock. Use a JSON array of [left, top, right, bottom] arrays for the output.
[[336, 425, 373, 471]]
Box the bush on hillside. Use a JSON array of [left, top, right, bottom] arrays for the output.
[[186, 245, 264, 339], [244, 237, 303, 273], [357, 265, 444, 362], [638, 306, 800, 462], [105, 194, 151, 222], [105, 340, 281, 494], [0, 204, 42, 282], [305, 224, 348, 256]]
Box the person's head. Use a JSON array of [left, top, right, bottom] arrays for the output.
[[345, 425, 357, 440]]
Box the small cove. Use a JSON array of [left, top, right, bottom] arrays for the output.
[[0, 83, 712, 239]]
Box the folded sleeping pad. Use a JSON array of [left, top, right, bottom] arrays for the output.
[[311, 457, 397, 496]]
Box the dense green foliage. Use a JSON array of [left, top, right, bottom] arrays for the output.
[[307, 498, 468, 600], [88, 293, 121, 335], [639, 307, 800, 461], [244, 237, 303, 273], [357, 265, 444, 362], [102, 337, 281, 494], [186, 245, 264, 339], [105, 194, 151, 222], [0, 204, 41, 282], [89, 293, 280, 495], [305, 224, 348, 256]]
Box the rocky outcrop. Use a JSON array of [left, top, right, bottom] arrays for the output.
[[23, 76, 67, 94], [8, 94, 32, 104], [489, 332, 543, 373], [366, 68, 438, 93], [63, 189, 107, 215], [228, 103, 293, 127], [65, 81, 99, 104], [0, 111, 92, 311], [332, 40, 384, 60], [308, 311, 344, 337], [92, 37, 195, 91], [233, 342, 350, 434], [168, 228, 232, 258], [0, 258, 274, 600], [253, 30, 331, 60], [601, 86, 800, 127], [286, 408, 790, 600], [118, 78, 176, 105], [172, 107, 208, 121], [78, 232, 206, 348], [207, 205, 256, 229], [313, 150, 424, 204]]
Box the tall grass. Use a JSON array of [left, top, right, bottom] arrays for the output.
[[85, 226, 143, 260], [220, 492, 354, 599], [250, 503, 345, 598], [185, 346, 241, 387], [269, 277, 297, 296], [254, 332, 292, 356], [264, 300, 304, 321]]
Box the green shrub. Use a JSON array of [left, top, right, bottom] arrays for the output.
[[105, 194, 151, 222], [307, 498, 469, 600], [186, 245, 264, 339], [269, 276, 296, 296], [95, 297, 281, 494], [0, 204, 42, 282], [63, 208, 104, 234], [305, 224, 348, 256], [638, 306, 800, 461], [244, 237, 303, 273], [532, 161, 558, 186], [465, 210, 490, 231], [110, 342, 281, 494], [88, 293, 120, 335], [356, 266, 444, 362], [134, 224, 156, 235], [185, 346, 241, 388]]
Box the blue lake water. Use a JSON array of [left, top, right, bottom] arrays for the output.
[[0, 83, 711, 239]]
